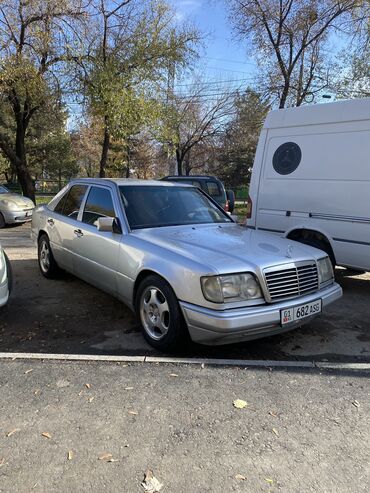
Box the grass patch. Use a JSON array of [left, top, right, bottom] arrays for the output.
[[234, 203, 248, 222], [36, 195, 54, 205]]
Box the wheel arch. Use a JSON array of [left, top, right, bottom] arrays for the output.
[[133, 269, 172, 307], [286, 227, 336, 264]]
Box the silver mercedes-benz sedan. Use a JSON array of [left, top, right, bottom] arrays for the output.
[[0, 185, 34, 228], [0, 245, 11, 307], [31, 178, 342, 351]]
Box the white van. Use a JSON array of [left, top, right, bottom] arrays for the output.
[[248, 97, 370, 271]]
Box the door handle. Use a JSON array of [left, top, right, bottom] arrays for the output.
[[74, 229, 84, 237], [47, 218, 54, 226]]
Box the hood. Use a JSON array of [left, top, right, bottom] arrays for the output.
[[0, 193, 34, 208], [133, 223, 326, 274]]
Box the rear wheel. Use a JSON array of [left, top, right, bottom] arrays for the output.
[[135, 274, 189, 352], [38, 234, 61, 279], [0, 213, 6, 229]]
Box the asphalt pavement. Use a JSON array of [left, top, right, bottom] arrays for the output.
[[0, 359, 369, 493]]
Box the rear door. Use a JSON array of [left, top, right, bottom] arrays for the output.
[[46, 184, 88, 272], [72, 184, 121, 295]]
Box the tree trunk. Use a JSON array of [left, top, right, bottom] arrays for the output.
[[99, 118, 110, 178], [14, 123, 35, 202], [279, 81, 290, 109], [176, 148, 183, 175]]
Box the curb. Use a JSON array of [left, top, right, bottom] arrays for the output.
[[0, 352, 369, 370]]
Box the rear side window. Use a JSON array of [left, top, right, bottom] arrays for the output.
[[53, 190, 69, 214], [60, 185, 88, 219], [206, 181, 222, 198], [82, 186, 115, 226]]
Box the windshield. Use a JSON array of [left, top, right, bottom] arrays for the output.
[[0, 185, 9, 194], [119, 185, 232, 230]]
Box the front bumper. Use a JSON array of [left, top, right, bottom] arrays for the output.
[[2, 209, 33, 224], [180, 283, 342, 345]]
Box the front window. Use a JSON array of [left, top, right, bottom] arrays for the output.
[[0, 185, 9, 194], [82, 186, 115, 226], [119, 185, 232, 230]]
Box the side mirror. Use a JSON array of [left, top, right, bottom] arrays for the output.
[[96, 217, 122, 233], [96, 217, 115, 232], [226, 190, 235, 213]]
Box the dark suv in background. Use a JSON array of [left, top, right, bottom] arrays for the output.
[[161, 175, 235, 213]]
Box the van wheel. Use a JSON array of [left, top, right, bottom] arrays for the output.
[[297, 238, 336, 269], [135, 274, 189, 352], [38, 234, 61, 279]]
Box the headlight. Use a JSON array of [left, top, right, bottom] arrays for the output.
[[317, 257, 333, 284], [1, 200, 18, 210], [201, 273, 263, 303]]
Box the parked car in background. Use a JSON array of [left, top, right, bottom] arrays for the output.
[[0, 245, 11, 307], [0, 185, 34, 228], [248, 97, 370, 271], [161, 175, 235, 213], [31, 178, 342, 351]]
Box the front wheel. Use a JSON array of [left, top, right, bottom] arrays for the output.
[[38, 234, 61, 279], [135, 274, 189, 352]]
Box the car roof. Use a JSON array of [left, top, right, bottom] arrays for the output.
[[163, 175, 218, 180], [70, 178, 193, 187]]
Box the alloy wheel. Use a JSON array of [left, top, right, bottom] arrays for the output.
[[140, 286, 170, 341]]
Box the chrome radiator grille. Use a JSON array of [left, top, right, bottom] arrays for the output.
[[264, 262, 319, 302]]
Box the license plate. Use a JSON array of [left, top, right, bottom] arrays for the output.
[[281, 299, 322, 326]]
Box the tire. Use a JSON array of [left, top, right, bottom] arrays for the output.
[[37, 234, 61, 279], [4, 252, 12, 294], [297, 238, 336, 269], [0, 213, 6, 229], [135, 274, 189, 352]]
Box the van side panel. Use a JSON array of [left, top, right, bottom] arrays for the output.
[[254, 120, 370, 270]]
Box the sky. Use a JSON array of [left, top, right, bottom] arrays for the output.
[[168, 0, 258, 92]]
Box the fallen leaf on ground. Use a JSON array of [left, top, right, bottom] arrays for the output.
[[169, 373, 178, 377], [98, 453, 117, 462], [141, 469, 163, 492], [201, 363, 205, 369], [128, 410, 138, 415], [88, 397, 95, 403], [0, 458, 5, 467], [269, 411, 278, 418], [124, 387, 134, 390], [41, 432, 51, 439], [265, 478, 274, 484], [235, 474, 247, 481], [6, 428, 20, 437], [85, 383, 91, 389], [272, 428, 279, 436], [24, 369, 33, 374], [68, 451, 73, 460], [233, 399, 248, 409], [352, 400, 360, 408]]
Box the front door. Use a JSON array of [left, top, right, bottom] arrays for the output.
[[72, 185, 121, 295]]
